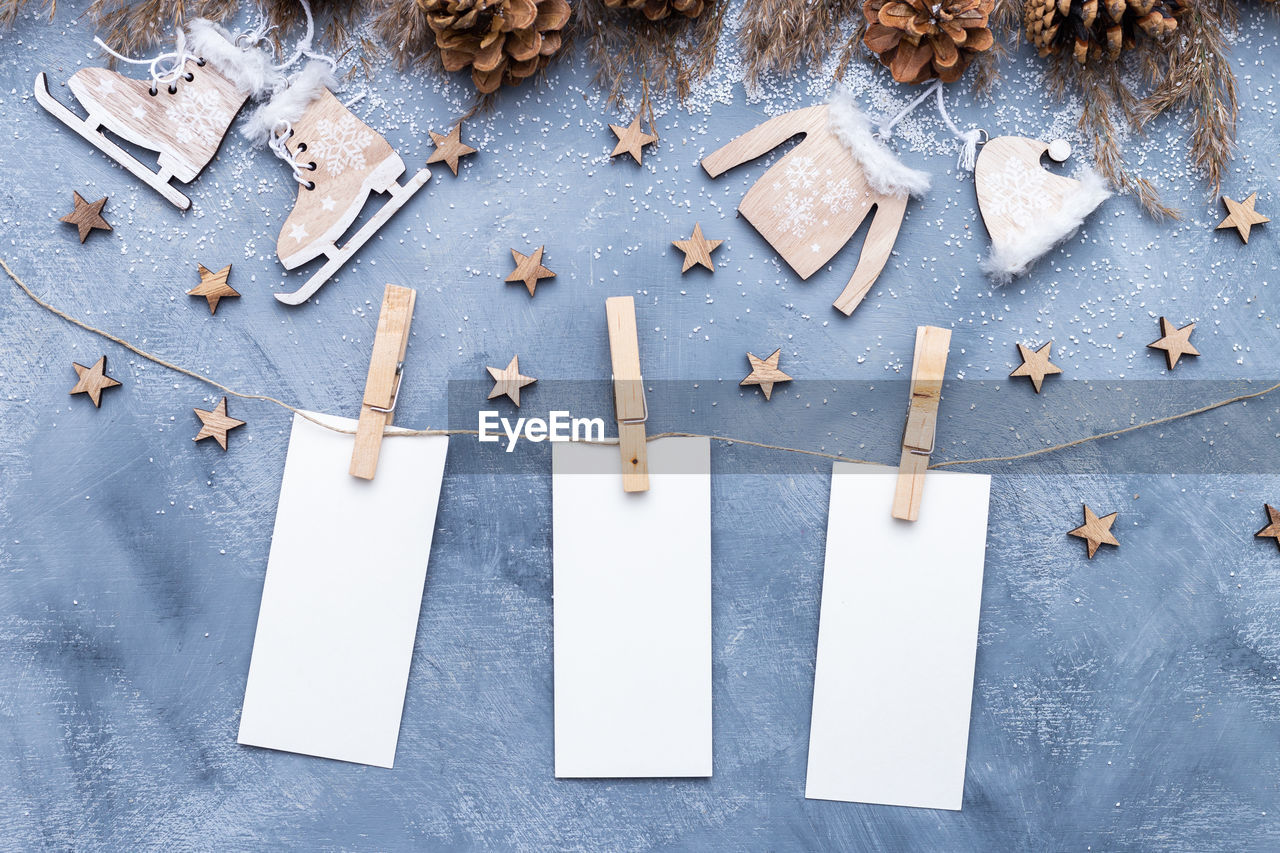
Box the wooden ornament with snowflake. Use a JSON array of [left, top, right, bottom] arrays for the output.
[[974, 137, 1110, 281], [702, 94, 929, 317], [245, 66, 430, 306]]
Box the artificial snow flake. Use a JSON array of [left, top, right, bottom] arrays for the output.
[[774, 191, 816, 237], [982, 157, 1052, 221]]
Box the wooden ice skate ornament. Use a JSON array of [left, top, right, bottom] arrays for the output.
[[271, 90, 431, 306], [975, 137, 1110, 280], [350, 284, 416, 480], [34, 20, 282, 211], [891, 326, 951, 522], [700, 98, 929, 317], [606, 296, 649, 493]]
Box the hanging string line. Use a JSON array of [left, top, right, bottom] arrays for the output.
[[877, 79, 983, 170], [5, 256, 1278, 469]]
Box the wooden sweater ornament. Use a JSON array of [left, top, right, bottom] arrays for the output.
[[701, 93, 930, 317]]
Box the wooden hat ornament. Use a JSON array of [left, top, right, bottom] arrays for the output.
[[35, 19, 284, 210], [701, 93, 930, 317], [605, 296, 649, 493], [243, 61, 430, 305], [975, 137, 1110, 281], [892, 326, 951, 522], [350, 284, 416, 480]]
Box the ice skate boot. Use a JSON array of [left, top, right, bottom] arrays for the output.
[[34, 20, 282, 210], [245, 62, 430, 305]]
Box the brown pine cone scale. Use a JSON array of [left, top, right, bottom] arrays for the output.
[[604, 0, 706, 22], [422, 0, 572, 93], [1025, 0, 1179, 65], [862, 0, 996, 85]]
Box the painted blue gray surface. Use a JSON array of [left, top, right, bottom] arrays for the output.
[[2, 3, 1280, 849]]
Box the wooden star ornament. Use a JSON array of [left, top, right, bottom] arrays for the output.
[[1067, 504, 1120, 559], [188, 263, 239, 314], [1010, 341, 1063, 393], [60, 191, 111, 242], [426, 123, 477, 176], [505, 246, 555, 296], [69, 355, 121, 407], [1256, 504, 1280, 551], [193, 397, 245, 450], [1216, 192, 1268, 243], [486, 356, 536, 407], [740, 349, 793, 401], [1148, 317, 1199, 370], [672, 223, 723, 273], [609, 114, 658, 164]]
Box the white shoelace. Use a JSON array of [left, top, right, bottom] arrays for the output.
[[269, 121, 317, 189], [877, 79, 986, 171]]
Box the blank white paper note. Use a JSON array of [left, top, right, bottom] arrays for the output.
[[238, 412, 449, 768], [552, 437, 712, 778], [805, 464, 991, 810]]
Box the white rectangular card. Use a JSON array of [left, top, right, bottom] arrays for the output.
[[238, 412, 448, 768], [552, 437, 712, 778], [805, 464, 991, 810]]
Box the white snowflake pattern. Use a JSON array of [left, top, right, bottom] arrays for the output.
[[773, 191, 816, 237], [783, 156, 819, 189], [982, 157, 1052, 221], [827, 177, 867, 215], [166, 87, 221, 146], [312, 114, 373, 177]]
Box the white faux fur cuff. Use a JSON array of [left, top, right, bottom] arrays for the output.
[[982, 168, 1111, 281], [187, 19, 284, 100], [828, 93, 931, 199], [241, 61, 338, 146]]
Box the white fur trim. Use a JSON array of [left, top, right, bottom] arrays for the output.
[[982, 168, 1111, 281], [187, 19, 284, 99], [827, 93, 931, 199], [240, 61, 338, 146]]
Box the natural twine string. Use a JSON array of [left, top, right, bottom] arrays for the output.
[[6, 256, 1278, 470]]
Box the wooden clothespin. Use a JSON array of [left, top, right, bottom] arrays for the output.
[[605, 296, 649, 493], [350, 284, 416, 480], [891, 325, 951, 521]]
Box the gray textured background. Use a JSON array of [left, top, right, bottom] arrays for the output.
[[2, 2, 1280, 849]]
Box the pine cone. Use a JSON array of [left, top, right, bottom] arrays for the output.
[[422, 0, 572, 94], [603, 0, 706, 21], [862, 0, 996, 85], [1025, 0, 1179, 65]]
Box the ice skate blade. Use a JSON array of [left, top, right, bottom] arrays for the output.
[[34, 72, 191, 211], [275, 168, 431, 306]]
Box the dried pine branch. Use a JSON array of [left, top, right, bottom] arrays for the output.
[[739, 0, 861, 85], [1, 0, 53, 26], [575, 0, 726, 104], [1135, 0, 1237, 194]]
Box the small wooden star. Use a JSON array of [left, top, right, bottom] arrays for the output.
[[740, 349, 793, 401], [672, 223, 723, 273], [60, 191, 111, 242], [1216, 192, 1269, 243], [187, 263, 239, 314], [69, 355, 121, 407], [505, 246, 555, 296], [193, 397, 245, 450], [426, 123, 476, 176], [1148, 317, 1200, 370], [1009, 341, 1063, 393], [486, 356, 536, 407], [1256, 504, 1280, 550], [1067, 504, 1120, 559], [609, 114, 658, 164]]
